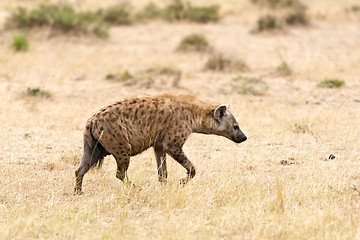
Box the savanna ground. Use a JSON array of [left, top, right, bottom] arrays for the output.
[[1, 0, 360, 239]]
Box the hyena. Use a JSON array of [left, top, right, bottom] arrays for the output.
[[74, 94, 247, 194]]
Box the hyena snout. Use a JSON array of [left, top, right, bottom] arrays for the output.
[[231, 127, 247, 143]]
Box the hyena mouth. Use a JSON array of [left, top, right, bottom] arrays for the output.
[[233, 135, 247, 143]]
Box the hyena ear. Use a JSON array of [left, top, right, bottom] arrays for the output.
[[214, 104, 230, 122]]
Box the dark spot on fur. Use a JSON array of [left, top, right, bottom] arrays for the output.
[[159, 110, 164, 115], [130, 100, 137, 104], [124, 113, 129, 118], [86, 126, 90, 129], [140, 110, 145, 116], [100, 127, 104, 131]]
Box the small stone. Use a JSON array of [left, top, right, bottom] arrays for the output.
[[329, 154, 335, 160]]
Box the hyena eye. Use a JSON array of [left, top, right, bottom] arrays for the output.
[[233, 125, 239, 130]]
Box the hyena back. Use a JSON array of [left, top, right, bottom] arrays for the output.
[[74, 94, 247, 194]]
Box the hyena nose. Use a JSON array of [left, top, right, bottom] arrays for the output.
[[241, 135, 247, 142]]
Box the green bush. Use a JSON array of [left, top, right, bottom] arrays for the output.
[[317, 79, 345, 88], [285, 5, 308, 25], [185, 5, 219, 23], [276, 61, 292, 76], [26, 87, 51, 98], [137, 0, 219, 23], [177, 33, 211, 52], [250, 0, 303, 9], [98, 5, 131, 25], [12, 35, 29, 51], [255, 14, 282, 32], [105, 71, 133, 82], [205, 54, 249, 72], [231, 76, 269, 95], [136, 2, 162, 21], [4, 4, 122, 38]]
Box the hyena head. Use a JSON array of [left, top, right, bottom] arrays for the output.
[[213, 104, 247, 143]]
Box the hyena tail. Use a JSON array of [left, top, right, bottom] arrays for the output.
[[84, 121, 109, 169]]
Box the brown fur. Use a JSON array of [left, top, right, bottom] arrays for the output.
[[74, 94, 247, 194]]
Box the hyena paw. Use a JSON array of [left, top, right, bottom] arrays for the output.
[[179, 177, 190, 185], [74, 188, 84, 195]]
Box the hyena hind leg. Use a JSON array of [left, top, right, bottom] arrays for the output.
[[74, 144, 107, 194]]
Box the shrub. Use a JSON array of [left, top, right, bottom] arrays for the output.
[[136, 2, 162, 21], [185, 5, 219, 23], [284, 5, 308, 25], [177, 33, 211, 52], [255, 14, 282, 32], [105, 71, 133, 82], [98, 5, 131, 25], [162, 0, 188, 21], [250, 0, 303, 9], [317, 79, 345, 88], [12, 35, 29, 51], [230, 76, 269, 95], [205, 54, 249, 72], [276, 61, 292, 76], [139, 0, 220, 23], [5, 4, 111, 38], [26, 87, 51, 98], [145, 66, 182, 87]]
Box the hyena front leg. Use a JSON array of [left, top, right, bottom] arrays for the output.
[[167, 148, 196, 184], [154, 146, 167, 183]]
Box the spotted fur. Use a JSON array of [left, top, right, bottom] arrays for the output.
[[74, 94, 247, 194]]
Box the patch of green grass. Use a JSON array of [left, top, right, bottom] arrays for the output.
[[26, 87, 51, 98], [136, 2, 162, 21], [98, 5, 131, 25], [250, 0, 303, 9], [137, 0, 219, 23], [276, 61, 292, 76], [184, 5, 220, 23], [230, 76, 269, 95], [105, 71, 133, 82], [255, 14, 282, 32], [11, 35, 29, 51], [205, 54, 249, 72], [145, 66, 182, 87], [284, 5, 308, 26], [4, 4, 132, 38], [145, 66, 181, 76], [317, 79, 345, 88], [177, 33, 211, 52]]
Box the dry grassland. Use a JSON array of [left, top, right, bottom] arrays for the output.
[[1, 0, 360, 239]]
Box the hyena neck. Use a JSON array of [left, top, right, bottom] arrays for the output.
[[190, 106, 217, 135]]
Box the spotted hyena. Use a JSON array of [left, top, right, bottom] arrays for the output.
[[74, 94, 247, 194]]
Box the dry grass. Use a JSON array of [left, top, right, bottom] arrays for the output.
[[1, 0, 360, 239]]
